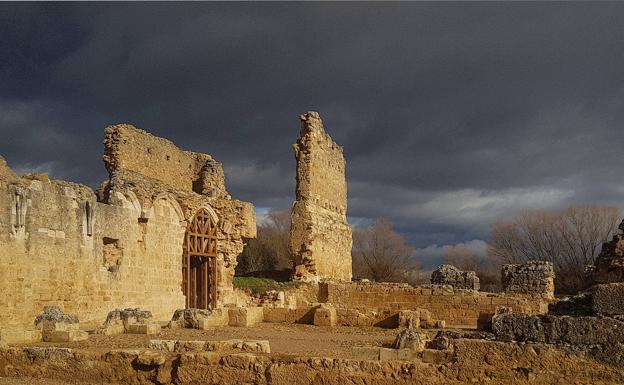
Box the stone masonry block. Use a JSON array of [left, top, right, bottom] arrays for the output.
[[126, 323, 161, 335], [313, 304, 337, 327], [228, 307, 264, 327], [43, 330, 88, 342]]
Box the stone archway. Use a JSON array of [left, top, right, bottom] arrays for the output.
[[182, 208, 218, 309]]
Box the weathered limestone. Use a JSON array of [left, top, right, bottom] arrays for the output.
[[313, 303, 337, 327], [501, 260, 555, 298], [290, 112, 352, 282], [149, 339, 270, 353], [34, 306, 88, 342], [0, 125, 256, 339], [430, 264, 480, 290], [97, 308, 161, 335], [167, 308, 225, 330], [228, 307, 264, 327], [392, 329, 429, 352]]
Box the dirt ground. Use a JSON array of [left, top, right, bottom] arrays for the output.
[[13, 323, 412, 358]]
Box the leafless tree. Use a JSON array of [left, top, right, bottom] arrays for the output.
[[353, 218, 417, 282], [236, 209, 291, 275], [488, 205, 620, 293]]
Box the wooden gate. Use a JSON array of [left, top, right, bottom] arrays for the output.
[[182, 208, 218, 309]]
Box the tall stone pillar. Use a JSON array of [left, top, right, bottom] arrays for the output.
[[290, 111, 352, 282]]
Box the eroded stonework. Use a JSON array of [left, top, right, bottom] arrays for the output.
[[290, 112, 352, 282], [0, 125, 255, 338]]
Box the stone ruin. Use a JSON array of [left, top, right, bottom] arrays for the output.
[[430, 264, 480, 290], [34, 306, 88, 342], [501, 260, 555, 298], [587, 218, 624, 284], [290, 112, 353, 282], [0, 124, 256, 342]]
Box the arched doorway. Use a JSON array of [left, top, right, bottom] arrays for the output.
[[182, 208, 218, 309]]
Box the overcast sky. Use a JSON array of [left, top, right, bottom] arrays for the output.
[[2, 3, 624, 267]]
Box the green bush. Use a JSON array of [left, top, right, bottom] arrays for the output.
[[233, 277, 297, 295]]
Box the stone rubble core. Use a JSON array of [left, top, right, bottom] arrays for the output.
[[149, 339, 270, 354], [34, 306, 88, 342], [501, 260, 555, 298], [430, 264, 480, 290], [95, 308, 161, 335], [290, 111, 353, 282], [0, 124, 256, 342], [490, 281, 624, 367], [588, 218, 624, 284]]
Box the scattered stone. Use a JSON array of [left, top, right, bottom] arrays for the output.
[[97, 308, 160, 335], [392, 329, 429, 352], [168, 308, 213, 329], [34, 306, 87, 342], [228, 307, 263, 327]]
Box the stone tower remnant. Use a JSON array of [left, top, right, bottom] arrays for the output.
[[290, 112, 353, 282]]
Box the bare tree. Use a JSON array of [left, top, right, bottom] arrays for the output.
[[353, 218, 417, 282], [489, 205, 620, 293], [236, 209, 291, 275]]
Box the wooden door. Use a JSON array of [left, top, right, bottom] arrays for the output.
[[182, 209, 218, 309]]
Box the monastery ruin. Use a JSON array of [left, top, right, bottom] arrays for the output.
[[1, 112, 624, 384]]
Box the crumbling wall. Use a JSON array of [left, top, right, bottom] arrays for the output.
[[100, 124, 256, 306], [0, 173, 186, 336], [290, 112, 352, 282], [430, 264, 480, 290], [501, 261, 555, 298], [588, 219, 624, 284], [0, 125, 256, 338], [324, 282, 548, 327]]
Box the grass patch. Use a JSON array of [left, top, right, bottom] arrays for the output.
[[233, 276, 298, 295]]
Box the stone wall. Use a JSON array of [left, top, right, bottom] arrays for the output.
[[323, 282, 548, 328], [501, 261, 555, 298], [0, 125, 256, 338], [290, 112, 352, 282], [588, 219, 624, 284], [430, 265, 479, 290]]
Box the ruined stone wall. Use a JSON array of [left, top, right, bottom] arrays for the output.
[[430, 264, 480, 290], [290, 112, 352, 282], [501, 261, 555, 298], [0, 125, 256, 337], [324, 282, 548, 327], [101, 124, 256, 306], [0, 173, 186, 334], [103, 124, 226, 197]]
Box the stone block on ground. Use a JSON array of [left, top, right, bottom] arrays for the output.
[[398, 310, 420, 329], [352, 346, 380, 360], [228, 307, 264, 327], [168, 308, 214, 329], [313, 304, 337, 327], [393, 329, 429, 352], [43, 330, 88, 342], [422, 349, 451, 364], [126, 323, 161, 335]]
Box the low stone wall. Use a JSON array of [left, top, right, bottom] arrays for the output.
[[323, 282, 549, 328], [430, 265, 479, 290], [2, 339, 623, 385]]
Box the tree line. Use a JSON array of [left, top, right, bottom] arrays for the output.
[[236, 206, 621, 294]]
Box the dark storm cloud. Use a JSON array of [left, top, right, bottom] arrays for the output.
[[2, 3, 624, 258]]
